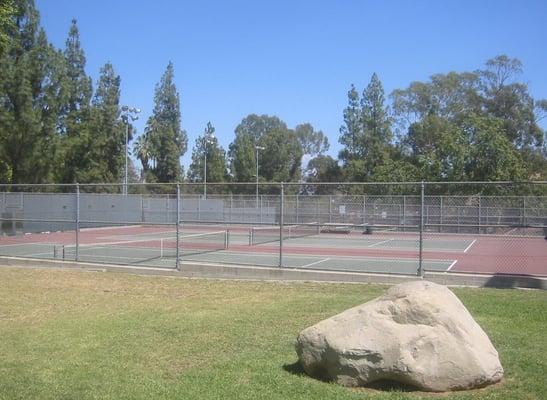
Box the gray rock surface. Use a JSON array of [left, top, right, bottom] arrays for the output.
[[296, 281, 503, 392]]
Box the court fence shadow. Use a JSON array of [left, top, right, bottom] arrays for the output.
[[483, 273, 546, 290]]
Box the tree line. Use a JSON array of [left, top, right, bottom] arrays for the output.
[[1, 0, 546, 190]]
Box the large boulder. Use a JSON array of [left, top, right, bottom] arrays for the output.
[[295, 281, 503, 392]]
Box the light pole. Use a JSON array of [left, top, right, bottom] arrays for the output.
[[255, 145, 265, 207], [203, 131, 215, 199], [121, 106, 140, 195]]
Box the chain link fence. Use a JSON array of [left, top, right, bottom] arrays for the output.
[[0, 181, 545, 276]]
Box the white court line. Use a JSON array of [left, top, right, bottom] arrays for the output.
[[0, 242, 57, 248], [202, 251, 454, 267], [26, 252, 56, 257], [447, 260, 458, 271], [101, 229, 176, 240], [80, 225, 142, 232], [504, 227, 518, 235], [367, 239, 393, 248], [301, 258, 330, 268], [463, 239, 477, 253]]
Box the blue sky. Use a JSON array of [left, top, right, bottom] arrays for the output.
[[36, 0, 547, 170]]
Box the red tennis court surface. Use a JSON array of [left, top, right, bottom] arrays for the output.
[[0, 224, 545, 277]]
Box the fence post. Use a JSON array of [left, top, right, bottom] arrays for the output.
[[176, 184, 180, 271], [402, 195, 406, 232], [522, 196, 526, 227], [75, 183, 80, 262], [229, 193, 233, 222], [329, 195, 332, 223], [165, 193, 169, 223], [478, 195, 482, 234], [279, 182, 284, 267], [439, 195, 443, 233], [296, 194, 299, 223], [418, 181, 424, 277], [314, 196, 321, 222], [141, 194, 145, 223], [260, 195, 263, 223], [362, 195, 366, 229]]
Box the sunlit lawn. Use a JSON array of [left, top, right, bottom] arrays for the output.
[[0, 267, 545, 399]]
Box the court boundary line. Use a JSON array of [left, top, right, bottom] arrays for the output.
[[463, 239, 477, 253], [254, 240, 469, 253], [188, 249, 456, 266], [0, 242, 59, 248], [80, 225, 143, 232], [301, 258, 330, 268], [367, 239, 393, 248], [447, 260, 458, 271], [100, 229, 176, 240]]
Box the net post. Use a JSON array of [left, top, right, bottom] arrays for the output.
[[279, 182, 284, 267], [160, 238, 164, 258], [418, 181, 424, 277], [75, 183, 80, 262], [176, 184, 180, 271]]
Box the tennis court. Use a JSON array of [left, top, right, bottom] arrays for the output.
[[3, 222, 543, 276]]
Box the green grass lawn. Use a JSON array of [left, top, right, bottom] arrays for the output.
[[0, 267, 545, 400]]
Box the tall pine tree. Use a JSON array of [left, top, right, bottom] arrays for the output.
[[338, 84, 361, 166], [338, 75, 394, 182], [57, 18, 93, 183], [0, 0, 15, 56], [0, 0, 63, 184], [360, 73, 393, 178], [145, 62, 187, 182], [89, 62, 126, 182]]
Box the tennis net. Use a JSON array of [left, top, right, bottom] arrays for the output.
[[250, 223, 320, 245], [57, 230, 229, 263]]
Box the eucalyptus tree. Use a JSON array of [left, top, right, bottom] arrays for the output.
[[228, 114, 305, 184]]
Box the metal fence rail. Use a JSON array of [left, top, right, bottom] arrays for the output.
[[0, 181, 545, 277]]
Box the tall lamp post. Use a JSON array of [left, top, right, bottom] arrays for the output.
[[203, 131, 215, 199], [121, 106, 140, 195], [255, 145, 265, 207]]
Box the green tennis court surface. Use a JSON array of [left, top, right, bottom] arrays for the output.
[[0, 228, 459, 275]]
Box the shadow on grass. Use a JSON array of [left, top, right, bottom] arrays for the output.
[[282, 361, 306, 377], [282, 361, 420, 393], [361, 380, 420, 392]]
